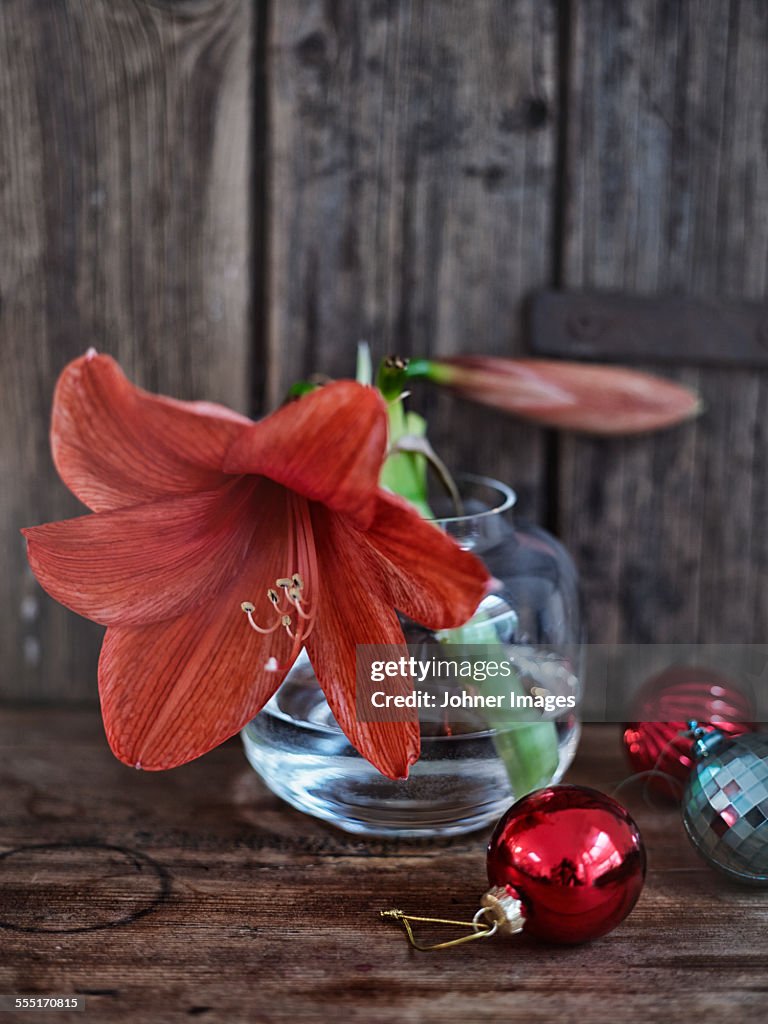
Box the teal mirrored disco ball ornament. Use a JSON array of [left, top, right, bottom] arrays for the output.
[[683, 722, 768, 886]]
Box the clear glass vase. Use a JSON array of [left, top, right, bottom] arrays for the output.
[[242, 476, 583, 838]]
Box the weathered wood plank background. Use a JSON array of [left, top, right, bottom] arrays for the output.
[[267, 0, 556, 516], [0, 0, 253, 702], [559, 0, 768, 645], [2, 0, 768, 703]]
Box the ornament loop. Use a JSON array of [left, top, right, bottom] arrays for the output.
[[379, 908, 497, 951]]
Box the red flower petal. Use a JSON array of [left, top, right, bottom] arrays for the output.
[[363, 492, 491, 629], [223, 382, 388, 529], [98, 481, 298, 769], [431, 357, 701, 435], [52, 353, 251, 511], [22, 479, 260, 626], [304, 505, 420, 780]]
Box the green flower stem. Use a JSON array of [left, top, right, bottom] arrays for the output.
[[403, 358, 439, 381], [490, 721, 560, 797], [441, 615, 560, 798], [379, 400, 433, 519]]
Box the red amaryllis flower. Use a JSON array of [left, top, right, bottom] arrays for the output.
[[22, 353, 490, 779], [426, 357, 701, 435]]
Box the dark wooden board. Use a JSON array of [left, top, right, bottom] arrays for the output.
[[529, 290, 768, 367], [266, 0, 558, 516], [0, 0, 253, 702], [1, 713, 767, 1023], [557, 0, 768, 643]]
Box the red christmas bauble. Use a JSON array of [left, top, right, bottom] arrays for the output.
[[623, 665, 755, 799], [486, 785, 646, 944]]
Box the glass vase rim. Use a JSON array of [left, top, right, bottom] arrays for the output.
[[429, 472, 517, 525]]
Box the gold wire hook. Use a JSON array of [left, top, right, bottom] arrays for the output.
[[380, 908, 498, 951]]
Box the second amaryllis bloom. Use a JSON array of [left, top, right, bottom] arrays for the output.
[[424, 356, 700, 435], [22, 353, 490, 779]]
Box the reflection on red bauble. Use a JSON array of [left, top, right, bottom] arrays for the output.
[[623, 665, 755, 799], [486, 785, 646, 944]]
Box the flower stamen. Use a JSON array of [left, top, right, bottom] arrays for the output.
[[241, 494, 319, 671], [240, 600, 282, 635]]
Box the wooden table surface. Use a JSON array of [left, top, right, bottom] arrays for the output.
[[1, 712, 766, 1023]]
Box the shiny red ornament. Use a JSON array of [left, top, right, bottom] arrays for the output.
[[623, 665, 755, 799], [486, 785, 646, 944]]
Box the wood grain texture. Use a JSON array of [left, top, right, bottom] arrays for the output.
[[1, 713, 766, 1023], [558, 0, 768, 643], [0, 0, 252, 701], [530, 289, 768, 367], [266, 0, 558, 514]]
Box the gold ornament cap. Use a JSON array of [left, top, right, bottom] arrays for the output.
[[480, 886, 526, 936]]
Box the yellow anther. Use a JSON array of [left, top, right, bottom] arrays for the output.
[[276, 577, 293, 589], [241, 601, 255, 613], [267, 589, 279, 605]]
